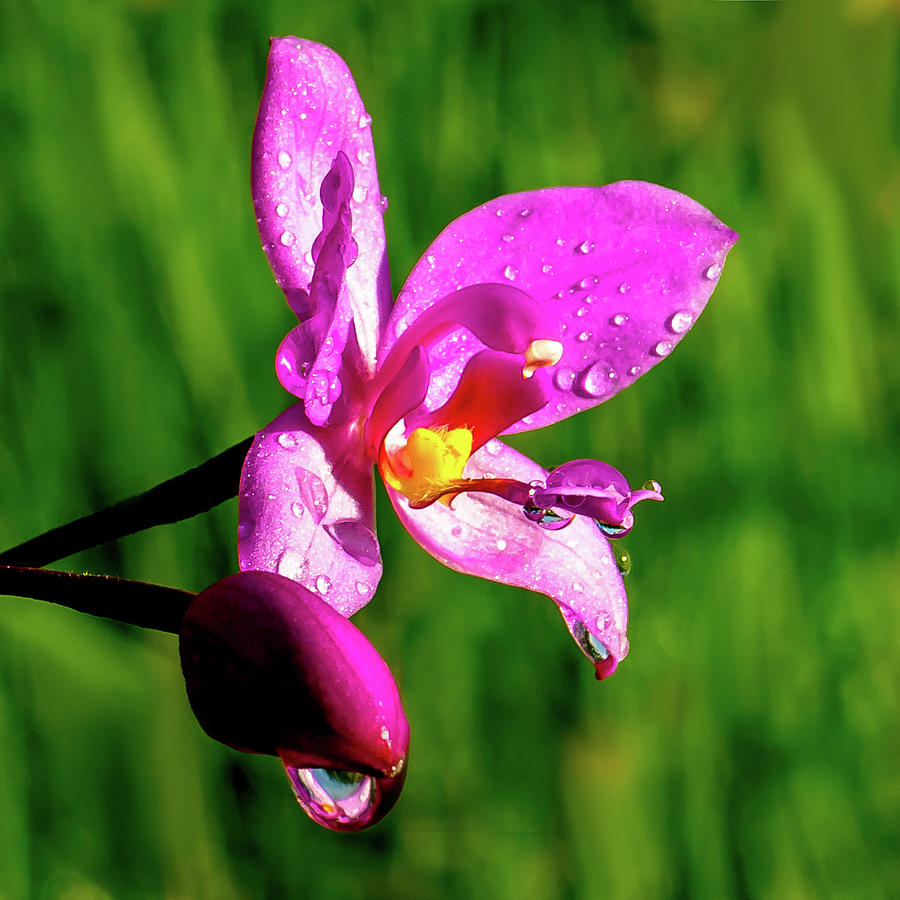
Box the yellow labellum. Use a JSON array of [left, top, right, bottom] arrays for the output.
[[382, 426, 473, 506]]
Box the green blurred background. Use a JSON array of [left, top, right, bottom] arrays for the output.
[[1, 0, 898, 897]]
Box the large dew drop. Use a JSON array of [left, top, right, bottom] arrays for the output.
[[285, 765, 376, 831], [296, 467, 329, 524]]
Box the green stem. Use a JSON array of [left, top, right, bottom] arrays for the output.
[[0, 565, 194, 633], [0, 437, 253, 568]]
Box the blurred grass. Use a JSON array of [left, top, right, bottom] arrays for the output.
[[1, 0, 898, 897]]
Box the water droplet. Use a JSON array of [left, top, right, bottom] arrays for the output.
[[276, 549, 307, 581], [581, 360, 617, 397], [596, 612, 613, 632], [575, 240, 594, 254], [556, 237, 566, 246], [503, 265, 518, 281], [614, 546, 632, 576], [617, 282, 630, 294], [380, 725, 390, 742], [278, 433, 298, 450], [276, 202, 289, 217], [237, 518, 253, 539], [554, 367, 577, 391], [426, 254, 436, 267], [573, 620, 610, 663], [316, 574, 332, 595], [611, 313, 628, 326], [296, 467, 329, 524], [290, 502, 304, 518], [642, 479, 662, 492], [575, 306, 588, 318], [358, 112, 372, 128], [667, 311, 694, 334], [541, 263, 553, 274], [280, 231, 296, 246], [653, 340, 673, 357], [501, 233, 515, 243], [352, 184, 368, 203], [576, 330, 592, 343], [355, 581, 370, 596], [518, 207, 533, 218], [704, 263, 722, 280], [285, 765, 376, 830], [328, 520, 380, 567], [628, 365, 642, 377], [356, 148, 371, 164], [379, 194, 389, 212], [496, 539, 507, 551], [277, 150, 292, 169], [579, 275, 598, 290]]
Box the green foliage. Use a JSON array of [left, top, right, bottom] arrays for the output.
[[1, 0, 897, 897]]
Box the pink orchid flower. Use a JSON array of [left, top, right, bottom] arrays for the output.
[[239, 38, 737, 685]]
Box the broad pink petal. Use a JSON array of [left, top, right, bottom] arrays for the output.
[[386, 438, 629, 678], [252, 37, 392, 374], [238, 404, 381, 617], [388, 183, 738, 431]]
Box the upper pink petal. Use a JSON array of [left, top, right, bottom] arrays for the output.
[[252, 37, 392, 374], [386, 438, 629, 678], [238, 404, 381, 617], [386, 183, 737, 431]]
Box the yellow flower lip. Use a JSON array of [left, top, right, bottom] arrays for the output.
[[381, 426, 474, 506]]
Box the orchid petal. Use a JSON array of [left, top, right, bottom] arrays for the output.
[[238, 404, 381, 616], [252, 37, 392, 375], [387, 438, 629, 678], [389, 182, 737, 431], [180, 572, 408, 831]]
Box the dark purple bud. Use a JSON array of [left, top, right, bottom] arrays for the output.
[[179, 571, 409, 831]]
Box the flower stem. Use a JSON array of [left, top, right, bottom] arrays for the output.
[[0, 565, 193, 633], [0, 437, 253, 568]]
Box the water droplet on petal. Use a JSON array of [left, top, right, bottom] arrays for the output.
[[496, 539, 507, 551], [554, 367, 577, 391], [356, 148, 371, 164], [352, 184, 368, 203], [296, 468, 329, 524], [278, 150, 292, 169], [280, 231, 296, 246], [576, 330, 592, 343], [290, 502, 304, 518], [285, 765, 376, 830], [704, 263, 722, 280], [628, 365, 642, 377], [575, 240, 594, 254], [355, 581, 370, 596], [575, 306, 588, 318], [581, 360, 617, 397], [579, 275, 598, 290], [617, 282, 630, 294], [667, 311, 694, 334], [276, 203, 289, 217], [379, 194, 389, 212], [278, 433, 298, 450], [573, 620, 610, 663], [276, 549, 307, 581], [541, 263, 553, 274], [328, 520, 380, 567], [358, 112, 372, 128], [503, 265, 518, 281], [642, 479, 662, 492], [315, 574, 332, 595], [611, 313, 628, 326], [501, 233, 515, 243], [518, 207, 533, 218], [653, 340, 673, 357]]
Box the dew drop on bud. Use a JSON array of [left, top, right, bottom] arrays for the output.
[[285, 765, 375, 830]]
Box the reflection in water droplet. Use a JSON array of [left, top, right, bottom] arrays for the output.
[[503, 265, 518, 281], [276, 202, 289, 217], [573, 620, 610, 663], [704, 263, 721, 280], [553, 367, 577, 391], [285, 765, 375, 830], [667, 311, 694, 334], [296, 467, 329, 524], [653, 340, 673, 357], [278, 150, 292, 169], [614, 546, 632, 576], [642, 479, 662, 492], [280, 231, 296, 246], [316, 574, 331, 595], [581, 360, 617, 398]]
